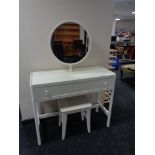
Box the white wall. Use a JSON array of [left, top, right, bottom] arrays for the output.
[[19, 0, 114, 120], [111, 20, 116, 35], [115, 20, 135, 33]]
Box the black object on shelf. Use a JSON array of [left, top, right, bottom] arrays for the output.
[[63, 56, 81, 63], [73, 40, 82, 51], [52, 41, 64, 61], [111, 35, 117, 42]]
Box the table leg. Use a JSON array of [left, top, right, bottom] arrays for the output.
[[33, 102, 41, 145], [106, 88, 114, 127], [30, 86, 41, 145]]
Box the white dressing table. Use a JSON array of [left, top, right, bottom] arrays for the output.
[[30, 66, 116, 145]]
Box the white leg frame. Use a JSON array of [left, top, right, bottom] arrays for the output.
[[97, 88, 115, 127], [62, 113, 67, 140], [32, 102, 41, 145], [81, 110, 84, 121], [86, 109, 91, 133], [59, 108, 91, 140], [30, 87, 41, 145], [30, 87, 114, 145]]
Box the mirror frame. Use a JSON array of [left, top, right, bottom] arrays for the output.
[[49, 20, 92, 65]]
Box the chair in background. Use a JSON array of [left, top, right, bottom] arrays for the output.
[[117, 54, 135, 65], [123, 54, 130, 60], [127, 45, 135, 60]]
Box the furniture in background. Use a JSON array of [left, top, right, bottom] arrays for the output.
[[126, 45, 135, 60], [52, 23, 80, 56], [109, 49, 117, 70], [109, 42, 135, 70], [117, 54, 135, 65], [30, 66, 116, 145], [58, 95, 92, 140], [51, 22, 90, 64], [109, 32, 135, 69], [52, 41, 64, 61], [120, 64, 135, 80]]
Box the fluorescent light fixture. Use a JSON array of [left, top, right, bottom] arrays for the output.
[[115, 18, 120, 21], [132, 11, 135, 14]]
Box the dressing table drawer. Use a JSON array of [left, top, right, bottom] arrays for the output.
[[33, 77, 115, 102]]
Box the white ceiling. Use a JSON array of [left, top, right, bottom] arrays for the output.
[[113, 0, 135, 20]]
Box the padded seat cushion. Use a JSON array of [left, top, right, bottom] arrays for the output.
[[58, 96, 92, 113]]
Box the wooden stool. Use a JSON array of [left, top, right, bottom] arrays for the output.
[[57, 96, 92, 140]]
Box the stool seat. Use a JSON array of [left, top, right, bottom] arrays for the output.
[[58, 96, 92, 113], [57, 95, 92, 140]]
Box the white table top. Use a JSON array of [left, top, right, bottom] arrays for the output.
[[30, 66, 116, 87]]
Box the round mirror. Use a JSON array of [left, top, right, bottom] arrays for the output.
[[51, 22, 90, 64]]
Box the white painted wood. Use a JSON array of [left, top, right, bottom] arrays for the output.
[[96, 89, 115, 127], [31, 66, 115, 87], [59, 112, 62, 126], [81, 110, 84, 121], [30, 66, 116, 145], [39, 112, 58, 119], [69, 65, 72, 72], [98, 100, 109, 117], [62, 113, 67, 140], [95, 107, 99, 112], [33, 77, 114, 103], [106, 87, 115, 127], [58, 96, 92, 140], [86, 109, 91, 133], [30, 85, 41, 145], [58, 96, 92, 113]]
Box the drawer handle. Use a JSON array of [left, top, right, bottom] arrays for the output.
[[45, 90, 49, 96]]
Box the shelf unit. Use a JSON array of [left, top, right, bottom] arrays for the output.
[[108, 49, 117, 70], [53, 23, 80, 56]]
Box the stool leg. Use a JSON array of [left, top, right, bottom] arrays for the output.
[[86, 109, 91, 133], [95, 107, 99, 112], [59, 112, 62, 126], [81, 110, 84, 121], [62, 113, 67, 140]]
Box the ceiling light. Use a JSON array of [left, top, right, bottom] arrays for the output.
[[132, 11, 135, 14], [115, 18, 120, 21]]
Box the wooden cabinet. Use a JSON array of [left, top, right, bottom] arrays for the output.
[[53, 23, 80, 56]]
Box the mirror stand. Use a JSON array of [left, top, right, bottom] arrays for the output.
[[69, 65, 72, 72]]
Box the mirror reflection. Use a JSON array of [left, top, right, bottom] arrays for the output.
[[51, 22, 90, 63]]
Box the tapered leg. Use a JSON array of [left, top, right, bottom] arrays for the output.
[[86, 109, 91, 133], [59, 112, 62, 126], [97, 91, 101, 110], [106, 89, 114, 127], [81, 110, 84, 121], [33, 102, 41, 145], [95, 107, 99, 112], [62, 113, 67, 140], [30, 87, 41, 145]]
